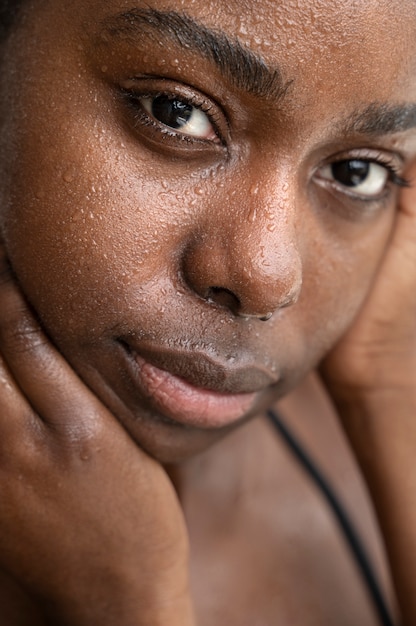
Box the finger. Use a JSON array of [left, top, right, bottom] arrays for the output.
[[0, 352, 34, 441], [357, 161, 416, 322], [0, 247, 113, 442]]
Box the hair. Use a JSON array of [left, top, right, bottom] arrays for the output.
[[0, 0, 25, 40]]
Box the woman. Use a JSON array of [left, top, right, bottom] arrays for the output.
[[0, 0, 415, 623]]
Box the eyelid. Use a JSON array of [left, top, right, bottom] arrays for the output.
[[119, 77, 229, 147], [314, 149, 409, 201]]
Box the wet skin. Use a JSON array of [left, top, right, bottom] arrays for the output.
[[2, 1, 416, 624], [1, 0, 416, 466]]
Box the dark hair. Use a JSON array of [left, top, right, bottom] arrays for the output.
[[0, 0, 24, 40]]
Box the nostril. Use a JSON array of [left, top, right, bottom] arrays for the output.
[[204, 288, 274, 321], [205, 286, 241, 314]]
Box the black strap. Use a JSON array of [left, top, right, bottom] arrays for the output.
[[267, 408, 397, 626]]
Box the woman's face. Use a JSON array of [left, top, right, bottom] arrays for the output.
[[1, 0, 416, 461]]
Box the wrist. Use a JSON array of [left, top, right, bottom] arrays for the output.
[[43, 579, 195, 626], [325, 384, 416, 446], [38, 547, 195, 626]]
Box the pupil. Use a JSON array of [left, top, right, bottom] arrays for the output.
[[332, 160, 370, 187], [151, 96, 193, 129]]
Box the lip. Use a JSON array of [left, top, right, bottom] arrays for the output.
[[120, 340, 279, 428]]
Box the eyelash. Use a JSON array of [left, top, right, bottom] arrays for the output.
[[381, 165, 409, 189], [121, 86, 225, 146], [360, 154, 409, 188], [319, 152, 410, 201]]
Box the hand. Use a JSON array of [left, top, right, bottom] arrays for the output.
[[0, 246, 194, 626], [321, 160, 416, 396], [320, 162, 416, 624]]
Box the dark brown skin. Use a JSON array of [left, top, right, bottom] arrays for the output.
[[0, 0, 416, 623]]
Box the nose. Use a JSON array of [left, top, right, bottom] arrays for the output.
[[181, 183, 303, 320]]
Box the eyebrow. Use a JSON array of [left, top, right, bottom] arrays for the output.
[[99, 8, 292, 101], [100, 9, 416, 138], [342, 102, 416, 136]]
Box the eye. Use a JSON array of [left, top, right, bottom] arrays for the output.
[[318, 159, 390, 197], [140, 94, 218, 141]]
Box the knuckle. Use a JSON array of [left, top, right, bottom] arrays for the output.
[[0, 312, 45, 355], [0, 411, 47, 470], [45, 406, 106, 462]]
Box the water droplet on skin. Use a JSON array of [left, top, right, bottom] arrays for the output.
[[248, 206, 257, 222], [35, 189, 46, 200], [101, 65, 108, 73], [267, 223, 277, 232], [0, 377, 12, 391], [63, 171, 75, 183]]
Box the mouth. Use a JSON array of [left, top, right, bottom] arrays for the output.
[[119, 340, 279, 429]]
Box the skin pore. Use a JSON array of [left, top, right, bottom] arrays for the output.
[[0, 0, 416, 624]]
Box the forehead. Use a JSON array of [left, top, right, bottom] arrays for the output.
[[7, 0, 416, 145], [21, 0, 416, 97]]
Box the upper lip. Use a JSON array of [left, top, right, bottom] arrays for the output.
[[119, 338, 279, 394]]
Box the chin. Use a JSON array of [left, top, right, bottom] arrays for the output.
[[120, 410, 240, 464]]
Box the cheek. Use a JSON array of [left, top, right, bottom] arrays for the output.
[[296, 205, 396, 363], [0, 127, 188, 342]]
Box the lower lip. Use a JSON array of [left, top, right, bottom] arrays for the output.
[[133, 354, 257, 429]]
